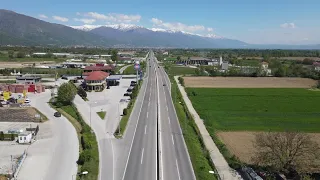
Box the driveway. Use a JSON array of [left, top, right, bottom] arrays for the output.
[[17, 91, 79, 180]]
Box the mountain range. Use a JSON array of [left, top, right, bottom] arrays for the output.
[[0, 9, 320, 49]]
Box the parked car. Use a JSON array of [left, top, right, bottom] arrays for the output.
[[54, 112, 61, 117], [163, 84, 166, 86], [127, 88, 133, 92], [124, 92, 132, 96], [61, 76, 68, 80], [131, 81, 137, 84]]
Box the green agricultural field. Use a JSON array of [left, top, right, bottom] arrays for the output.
[[186, 88, 320, 132], [168, 66, 197, 75]]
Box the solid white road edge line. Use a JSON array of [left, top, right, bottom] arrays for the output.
[[141, 148, 144, 164], [147, 112, 149, 118], [176, 159, 181, 180], [121, 69, 149, 180]]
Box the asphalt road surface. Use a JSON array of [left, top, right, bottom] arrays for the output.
[[122, 52, 157, 180], [122, 51, 195, 180], [156, 55, 196, 180]]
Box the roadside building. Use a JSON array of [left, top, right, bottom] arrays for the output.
[[84, 71, 109, 91], [16, 76, 41, 84], [18, 133, 32, 144], [313, 62, 320, 71], [261, 61, 272, 76], [82, 65, 115, 76]]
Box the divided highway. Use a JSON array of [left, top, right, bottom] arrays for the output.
[[122, 52, 157, 180], [122, 51, 195, 180]]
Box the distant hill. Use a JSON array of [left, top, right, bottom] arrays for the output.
[[0, 9, 115, 46]]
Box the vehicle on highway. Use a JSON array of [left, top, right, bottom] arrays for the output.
[[158, 66, 159, 68], [127, 88, 133, 92], [54, 112, 61, 117], [131, 80, 136, 83], [163, 84, 166, 86]]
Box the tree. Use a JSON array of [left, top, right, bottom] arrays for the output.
[[274, 65, 286, 77], [8, 51, 14, 58], [16, 51, 26, 58], [253, 132, 320, 175], [57, 82, 77, 105], [0, 131, 4, 140], [77, 86, 87, 99], [302, 58, 314, 65], [177, 56, 181, 61], [111, 49, 118, 62]]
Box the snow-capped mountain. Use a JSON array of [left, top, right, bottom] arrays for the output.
[[71, 24, 224, 39]]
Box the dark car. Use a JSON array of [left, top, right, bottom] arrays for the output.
[[54, 112, 61, 117], [131, 81, 137, 83], [124, 92, 132, 96], [163, 84, 166, 86], [61, 76, 68, 80], [158, 66, 160, 68]]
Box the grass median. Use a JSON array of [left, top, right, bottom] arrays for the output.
[[49, 99, 99, 180], [97, 111, 106, 120], [170, 76, 219, 180]]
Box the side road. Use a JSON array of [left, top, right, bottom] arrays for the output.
[[174, 76, 240, 180]]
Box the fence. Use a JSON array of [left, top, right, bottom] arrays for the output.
[[12, 149, 27, 179]]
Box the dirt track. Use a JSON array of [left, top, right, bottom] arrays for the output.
[[217, 131, 320, 169], [184, 77, 317, 88]]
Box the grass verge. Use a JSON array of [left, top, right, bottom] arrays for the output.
[[97, 111, 106, 120], [49, 99, 99, 180], [170, 76, 219, 180]]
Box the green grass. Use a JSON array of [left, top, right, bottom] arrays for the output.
[[97, 111, 106, 120], [169, 66, 197, 75], [0, 56, 66, 62], [171, 77, 218, 180], [186, 88, 320, 132], [123, 65, 135, 75]]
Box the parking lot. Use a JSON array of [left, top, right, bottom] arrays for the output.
[[0, 121, 53, 176], [85, 78, 135, 133]]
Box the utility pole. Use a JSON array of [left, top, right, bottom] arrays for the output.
[[118, 102, 121, 135]]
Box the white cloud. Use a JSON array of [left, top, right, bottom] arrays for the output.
[[207, 27, 213, 32], [74, 18, 96, 24], [84, 12, 141, 23], [280, 22, 296, 29], [76, 12, 81, 16], [151, 18, 213, 33], [52, 16, 69, 22], [38, 14, 48, 19]]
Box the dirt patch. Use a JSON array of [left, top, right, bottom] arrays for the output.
[[183, 77, 317, 88], [0, 107, 46, 122], [217, 131, 320, 170], [0, 61, 56, 68]]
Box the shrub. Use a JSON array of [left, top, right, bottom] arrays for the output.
[[10, 134, 15, 141], [123, 108, 128, 115], [178, 77, 185, 86], [77, 150, 91, 165], [0, 131, 4, 140], [81, 134, 93, 150], [77, 86, 87, 99]]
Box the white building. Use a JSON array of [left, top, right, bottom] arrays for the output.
[[18, 133, 32, 144]]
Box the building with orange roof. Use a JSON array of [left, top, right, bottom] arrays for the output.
[[84, 71, 109, 91]]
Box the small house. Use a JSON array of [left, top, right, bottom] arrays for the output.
[[18, 133, 32, 144]]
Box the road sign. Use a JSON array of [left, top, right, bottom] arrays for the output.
[[134, 64, 140, 70]]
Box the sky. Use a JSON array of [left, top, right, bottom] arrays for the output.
[[2, 0, 320, 45]]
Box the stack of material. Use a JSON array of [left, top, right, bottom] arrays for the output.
[[8, 84, 16, 92], [15, 84, 28, 93], [36, 84, 43, 93], [0, 84, 9, 91]]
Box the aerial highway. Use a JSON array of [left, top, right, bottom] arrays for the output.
[[122, 51, 195, 180], [122, 51, 157, 180]]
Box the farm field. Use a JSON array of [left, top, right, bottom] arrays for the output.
[[169, 66, 197, 75], [217, 131, 320, 167], [183, 76, 317, 88], [186, 88, 320, 132]]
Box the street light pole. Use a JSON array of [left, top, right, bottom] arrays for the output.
[[118, 102, 121, 135]]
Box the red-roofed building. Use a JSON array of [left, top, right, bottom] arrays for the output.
[[84, 71, 109, 91], [82, 65, 115, 76]]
